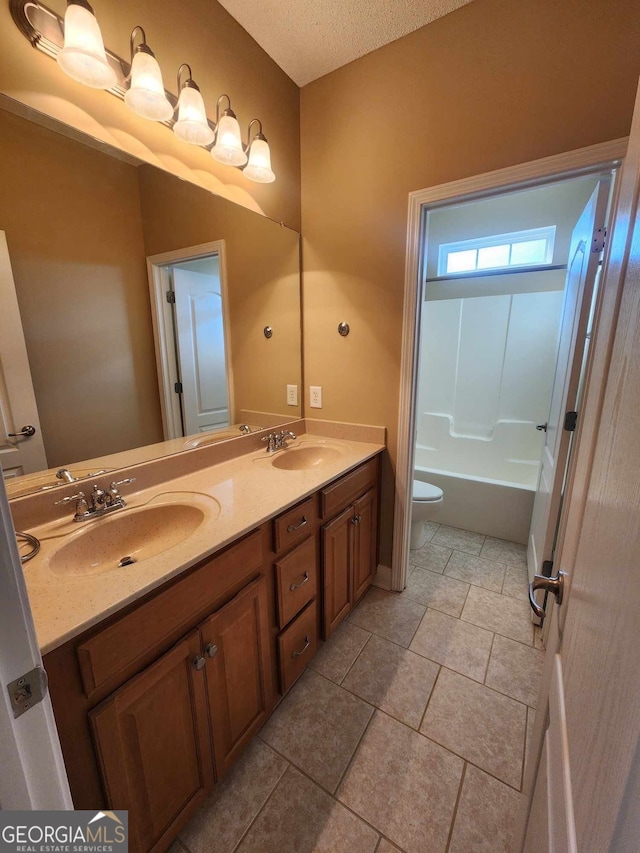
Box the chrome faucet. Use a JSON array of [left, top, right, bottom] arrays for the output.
[[261, 430, 297, 453], [54, 478, 136, 522], [239, 424, 252, 434]]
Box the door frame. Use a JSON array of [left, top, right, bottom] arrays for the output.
[[146, 240, 233, 440], [392, 137, 628, 592]]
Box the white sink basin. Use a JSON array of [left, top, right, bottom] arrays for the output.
[[270, 445, 343, 470]]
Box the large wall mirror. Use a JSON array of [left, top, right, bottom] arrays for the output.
[[0, 104, 302, 498]]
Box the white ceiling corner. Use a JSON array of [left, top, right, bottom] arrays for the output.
[[217, 0, 476, 87]]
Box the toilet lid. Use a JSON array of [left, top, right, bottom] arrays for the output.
[[413, 481, 443, 502]]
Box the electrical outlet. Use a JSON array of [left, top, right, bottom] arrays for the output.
[[286, 384, 298, 406], [310, 386, 323, 409]]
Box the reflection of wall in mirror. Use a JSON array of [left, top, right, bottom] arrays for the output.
[[0, 108, 301, 470]]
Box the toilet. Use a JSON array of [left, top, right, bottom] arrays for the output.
[[411, 480, 444, 550]]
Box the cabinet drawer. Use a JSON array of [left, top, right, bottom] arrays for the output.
[[77, 529, 263, 700], [278, 601, 318, 693], [320, 456, 379, 519], [275, 537, 318, 629], [273, 496, 317, 553]]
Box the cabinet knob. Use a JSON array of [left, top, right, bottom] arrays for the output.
[[204, 643, 218, 659], [192, 655, 206, 671], [351, 514, 361, 526]]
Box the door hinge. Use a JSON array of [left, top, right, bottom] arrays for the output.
[[591, 227, 606, 254], [7, 666, 48, 718], [174, 381, 183, 394], [564, 411, 578, 432], [166, 290, 176, 304]]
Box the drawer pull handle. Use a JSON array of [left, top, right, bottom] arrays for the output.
[[192, 656, 206, 671], [351, 514, 362, 526], [291, 636, 310, 658], [204, 643, 218, 659], [289, 571, 310, 592], [287, 515, 308, 533]]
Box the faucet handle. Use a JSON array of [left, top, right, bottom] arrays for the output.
[[54, 491, 85, 506], [111, 478, 136, 488]]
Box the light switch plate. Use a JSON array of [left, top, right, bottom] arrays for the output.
[[310, 386, 322, 408], [287, 384, 298, 406]]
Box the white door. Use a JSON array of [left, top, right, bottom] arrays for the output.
[[526, 178, 610, 586], [173, 267, 230, 436], [522, 78, 640, 851], [0, 232, 47, 478]]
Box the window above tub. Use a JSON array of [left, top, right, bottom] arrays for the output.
[[437, 226, 556, 276]]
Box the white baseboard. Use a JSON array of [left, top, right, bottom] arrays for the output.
[[372, 564, 392, 590]]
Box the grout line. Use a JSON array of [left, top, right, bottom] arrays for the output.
[[418, 730, 524, 793], [483, 631, 497, 684], [229, 763, 293, 853], [417, 663, 443, 731], [445, 761, 468, 853], [333, 709, 376, 796], [339, 632, 373, 685], [174, 839, 191, 853]]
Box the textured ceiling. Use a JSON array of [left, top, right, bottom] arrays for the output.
[[217, 0, 476, 87]]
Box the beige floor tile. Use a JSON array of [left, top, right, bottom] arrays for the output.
[[432, 525, 485, 555], [259, 669, 373, 793], [525, 707, 536, 767], [338, 711, 463, 853], [534, 624, 545, 649], [448, 765, 522, 853], [502, 562, 529, 600], [376, 840, 402, 853], [237, 766, 379, 853], [408, 541, 452, 574], [348, 588, 425, 648], [180, 739, 287, 853], [408, 521, 440, 549], [481, 536, 527, 568], [462, 586, 533, 645], [421, 668, 526, 789], [308, 621, 371, 684], [409, 609, 493, 682], [167, 842, 188, 853], [445, 550, 506, 593], [485, 634, 545, 708], [342, 634, 439, 728], [404, 568, 470, 617]]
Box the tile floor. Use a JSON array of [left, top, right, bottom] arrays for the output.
[[171, 523, 544, 853]]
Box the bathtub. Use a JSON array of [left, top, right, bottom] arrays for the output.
[[414, 462, 535, 545]]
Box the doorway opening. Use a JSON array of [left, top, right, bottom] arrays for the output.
[[394, 140, 625, 593], [147, 241, 240, 445]]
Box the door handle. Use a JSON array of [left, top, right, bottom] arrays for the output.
[[536, 423, 548, 432], [528, 571, 566, 619], [8, 425, 36, 438]]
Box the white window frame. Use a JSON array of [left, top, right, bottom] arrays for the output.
[[437, 225, 557, 275]]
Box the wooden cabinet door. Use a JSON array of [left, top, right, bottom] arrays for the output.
[[90, 631, 214, 853], [352, 487, 378, 604], [201, 575, 273, 779], [322, 505, 353, 638]]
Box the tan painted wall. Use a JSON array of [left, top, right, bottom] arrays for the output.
[[0, 109, 163, 467], [138, 166, 302, 422], [0, 0, 300, 228], [300, 0, 640, 565]]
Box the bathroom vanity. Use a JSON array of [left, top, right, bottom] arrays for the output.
[[12, 423, 383, 853]]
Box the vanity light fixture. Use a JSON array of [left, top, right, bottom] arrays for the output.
[[10, 0, 276, 182], [173, 64, 215, 146], [124, 27, 174, 122], [57, 0, 117, 89], [211, 95, 247, 167], [243, 119, 276, 184]]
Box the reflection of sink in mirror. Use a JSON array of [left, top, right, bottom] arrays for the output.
[[46, 496, 220, 576], [267, 441, 347, 471], [184, 424, 262, 449], [5, 468, 115, 500]]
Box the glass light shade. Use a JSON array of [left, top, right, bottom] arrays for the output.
[[173, 85, 214, 146], [211, 114, 247, 166], [244, 137, 275, 183], [57, 3, 117, 89], [124, 51, 174, 121]]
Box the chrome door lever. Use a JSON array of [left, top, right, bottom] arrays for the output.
[[8, 425, 36, 437], [529, 570, 566, 619], [536, 423, 548, 432]]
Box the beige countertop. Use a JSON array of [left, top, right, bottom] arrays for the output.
[[20, 431, 384, 655]]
